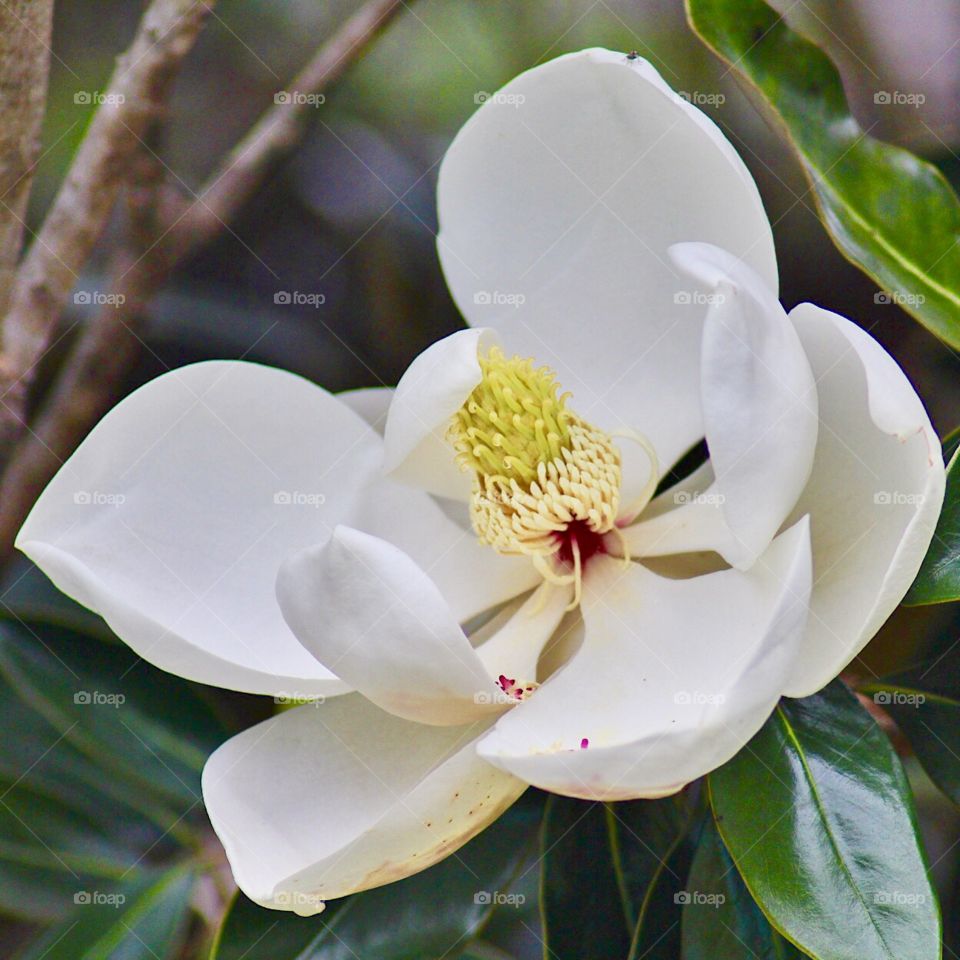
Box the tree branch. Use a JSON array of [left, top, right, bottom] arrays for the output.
[[0, 0, 215, 459], [0, 0, 407, 564], [0, 1, 54, 323]]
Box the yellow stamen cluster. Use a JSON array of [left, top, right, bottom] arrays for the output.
[[452, 348, 573, 485], [449, 347, 623, 570]]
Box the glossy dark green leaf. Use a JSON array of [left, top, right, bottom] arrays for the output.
[[710, 681, 939, 960], [862, 651, 960, 806], [211, 794, 544, 960], [606, 796, 700, 960], [906, 445, 960, 604], [539, 797, 632, 960], [686, 0, 960, 349], [682, 818, 804, 959], [16, 865, 195, 960]]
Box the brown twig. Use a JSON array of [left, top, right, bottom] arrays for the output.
[[0, 1, 54, 323], [0, 0, 407, 563], [0, 0, 216, 462]]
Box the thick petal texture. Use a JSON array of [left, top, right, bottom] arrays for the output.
[[780, 304, 944, 696], [383, 328, 494, 499], [278, 527, 566, 725], [626, 244, 818, 567], [18, 362, 535, 694], [436, 48, 777, 470], [201, 695, 526, 913], [476, 519, 812, 799]]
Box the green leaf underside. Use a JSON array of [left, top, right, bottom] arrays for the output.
[[16, 865, 196, 960], [686, 0, 960, 350], [906, 444, 960, 604], [682, 817, 805, 959], [211, 794, 544, 960], [709, 681, 940, 960]]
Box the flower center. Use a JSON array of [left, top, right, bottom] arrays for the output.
[[449, 346, 626, 604]]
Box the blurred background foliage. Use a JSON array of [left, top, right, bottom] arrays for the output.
[[4, 0, 960, 956]]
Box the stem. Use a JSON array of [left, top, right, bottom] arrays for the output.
[[0, 0, 216, 463], [0, 1, 54, 321], [0, 0, 408, 568]]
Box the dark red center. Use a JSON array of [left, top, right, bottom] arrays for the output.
[[552, 519, 607, 571]]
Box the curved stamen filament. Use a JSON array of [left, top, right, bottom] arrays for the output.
[[610, 427, 660, 523]]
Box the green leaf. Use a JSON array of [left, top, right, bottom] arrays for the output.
[[0, 624, 226, 809], [710, 681, 940, 960], [0, 561, 115, 642], [16, 865, 196, 960], [862, 651, 960, 806], [682, 818, 804, 959], [906, 444, 960, 604], [610, 796, 701, 960], [211, 794, 544, 960], [539, 797, 632, 960], [942, 426, 960, 464], [686, 0, 960, 350], [0, 624, 222, 921]]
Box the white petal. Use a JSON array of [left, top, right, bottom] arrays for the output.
[[355, 477, 541, 624], [17, 361, 535, 695], [476, 519, 811, 799], [277, 526, 507, 725], [337, 386, 394, 434], [278, 528, 561, 725], [17, 361, 375, 696], [780, 304, 945, 697], [628, 243, 818, 568], [474, 582, 571, 683], [201, 696, 526, 913], [437, 48, 776, 470], [383, 328, 495, 499]]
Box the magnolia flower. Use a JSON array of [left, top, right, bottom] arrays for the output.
[[18, 48, 944, 915]]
